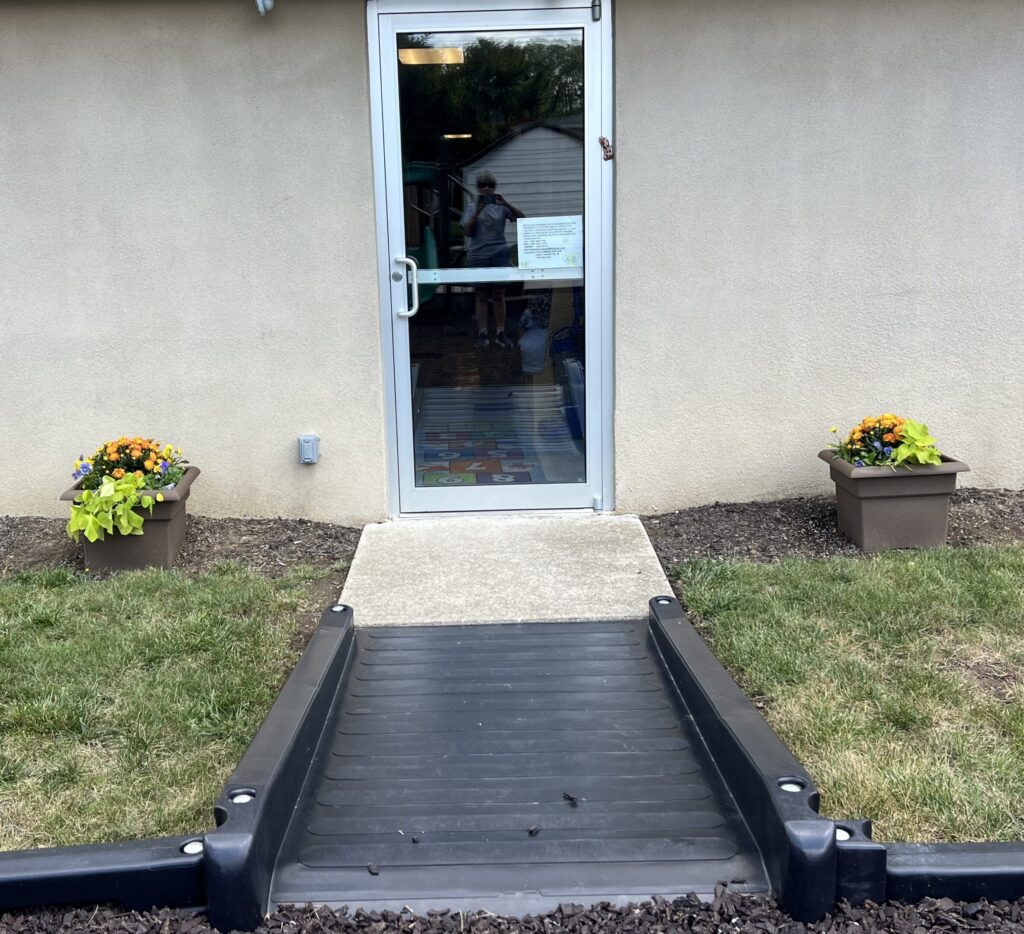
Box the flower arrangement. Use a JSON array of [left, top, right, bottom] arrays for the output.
[[72, 436, 188, 491], [67, 473, 162, 543], [829, 414, 943, 467]]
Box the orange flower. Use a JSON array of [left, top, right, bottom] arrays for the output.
[[882, 432, 896, 442], [144, 459, 155, 470], [112, 468, 125, 479], [134, 470, 144, 478], [109, 452, 120, 461]]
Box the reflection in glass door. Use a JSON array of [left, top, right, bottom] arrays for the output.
[[375, 7, 607, 511]]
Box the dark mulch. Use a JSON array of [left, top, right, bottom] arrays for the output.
[[0, 515, 361, 578], [6, 891, 1024, 934], [643, 488, 1024, 568]]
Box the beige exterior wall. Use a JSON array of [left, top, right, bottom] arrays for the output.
[[5, 0, 1023, 524], [615, 0, 1024, 513], [1, 0, 387, 524]]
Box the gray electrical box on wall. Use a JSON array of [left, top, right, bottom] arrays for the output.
[[298, 435, 320, 464]]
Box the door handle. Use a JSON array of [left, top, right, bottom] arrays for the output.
[[395, 256, 420, 318]]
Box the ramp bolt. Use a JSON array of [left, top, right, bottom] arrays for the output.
[[778, 779, 806, 793], [835, 827, 852, 841], [229, 788, 256, 804], [655, 597, 673, 605], [331, 604, 348, 613], [181, 839, 205, 855]]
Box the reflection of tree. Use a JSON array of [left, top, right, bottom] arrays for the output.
[[399, 35, 583, 163]]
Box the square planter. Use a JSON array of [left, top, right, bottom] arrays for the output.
[[60, 466, 200, 571], [818, 450, 969, 553]]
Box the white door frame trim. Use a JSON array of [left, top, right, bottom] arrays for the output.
[[366, 0, 614, 516]]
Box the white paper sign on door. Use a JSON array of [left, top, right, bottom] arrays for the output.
[[517, 215, 583, 268]]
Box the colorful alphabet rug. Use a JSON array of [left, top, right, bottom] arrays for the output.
[[414, 385, 583, 487]]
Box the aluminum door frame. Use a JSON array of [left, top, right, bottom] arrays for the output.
[[368, 0, 614, 514]]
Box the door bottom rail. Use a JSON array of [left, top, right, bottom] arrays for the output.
[[0, 602, 1022, 929]]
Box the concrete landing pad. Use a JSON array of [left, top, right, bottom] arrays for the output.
[[339, 514, 671, 627]]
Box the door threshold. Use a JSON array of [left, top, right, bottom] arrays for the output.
[[394, 507, 606, 520]]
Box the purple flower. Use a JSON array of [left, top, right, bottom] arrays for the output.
[[855, 459, 865, 467], [883, 445, 893, 455], [873, 441, 882, 450], [159, 460, 169, 473]]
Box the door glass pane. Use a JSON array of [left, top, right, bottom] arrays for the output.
[[397, 30, 584, 270], [411, 281, 586, 488], [396, 29, 587, 489]]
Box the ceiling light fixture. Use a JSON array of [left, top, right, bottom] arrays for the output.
[[398, 48, 465, 66]]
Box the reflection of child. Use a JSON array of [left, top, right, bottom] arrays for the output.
[[460, 171, 525, 349], [519, 288, 552, 375]]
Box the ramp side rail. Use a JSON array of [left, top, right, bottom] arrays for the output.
[[648, 595, 838, 921], [203, 604, 356, 932]]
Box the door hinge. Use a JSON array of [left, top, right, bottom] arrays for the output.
[[591, 0, 601, 21]]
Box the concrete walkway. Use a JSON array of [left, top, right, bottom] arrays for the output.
[[339, 514, 671, 627]]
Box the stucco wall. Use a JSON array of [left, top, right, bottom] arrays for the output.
[[6, 0, 1023, 524], [1, 0, 387, 523], [615, 0, 1024, 513]]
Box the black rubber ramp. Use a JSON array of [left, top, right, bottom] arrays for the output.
[[270, 622, 769, 914]]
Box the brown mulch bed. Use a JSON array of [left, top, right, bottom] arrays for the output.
[[643, 488, 1024, 568], [5, 892, 1024, 934], [0, 514, 361, 578]]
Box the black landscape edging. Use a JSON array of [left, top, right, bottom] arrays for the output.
[[885, 842, 1024, 904], [0, 836, 205, 913], [203, 603, 356, 932], [648, 595, 838, 922]]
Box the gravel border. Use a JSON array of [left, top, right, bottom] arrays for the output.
[[5, 891, 1024, 934]]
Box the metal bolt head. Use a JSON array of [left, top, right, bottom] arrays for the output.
[[392, 272, 404, 282], [835, 827, 852, 841], [779, 781, 804, 793], [331, 604, 347, 613], [181, 840, 204, 855], [229, 789, 255, 804]]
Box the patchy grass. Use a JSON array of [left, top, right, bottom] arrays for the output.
[[0, 562, 344, 851], [670, 546, 1024, 843]]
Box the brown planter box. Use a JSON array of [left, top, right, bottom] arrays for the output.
[[818, 450, 968, 553], [60, 466, 201, 571]]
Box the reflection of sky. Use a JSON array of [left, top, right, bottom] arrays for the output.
[[403, 30, 581, 49]]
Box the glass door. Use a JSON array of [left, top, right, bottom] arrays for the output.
[[374, 5, 608, 512]]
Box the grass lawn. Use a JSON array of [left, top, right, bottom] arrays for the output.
[[0, 562, 344, 851], [670, 546, 1024, 843]]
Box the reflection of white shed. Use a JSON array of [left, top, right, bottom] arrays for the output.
[[462, 121, 583, 243]]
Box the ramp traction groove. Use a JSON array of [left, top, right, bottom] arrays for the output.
[[269, 621, 769, 912]]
